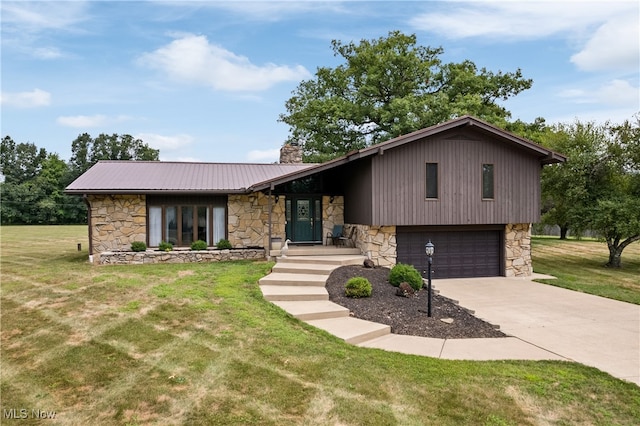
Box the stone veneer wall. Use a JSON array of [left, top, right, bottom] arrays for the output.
[[505, 223, 532, 277], [88, 194, 147, 255], [349, 224, 397, 267], [227, 193, 286, 249], [322, 196, 344, 242], [99, 248, 265, 265]]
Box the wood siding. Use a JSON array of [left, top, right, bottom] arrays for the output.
[[342, 159, 373, 224], [369, 128, 541, 226]]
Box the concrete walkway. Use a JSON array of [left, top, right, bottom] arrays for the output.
[[433, 277, 640, 386], [259, 250, 640, 386]]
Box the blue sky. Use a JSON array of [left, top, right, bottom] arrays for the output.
[[2, 0, 638, 163]]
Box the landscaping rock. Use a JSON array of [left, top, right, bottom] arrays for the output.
[[363, 259, 375, 268], [396, 282, 415, 298]]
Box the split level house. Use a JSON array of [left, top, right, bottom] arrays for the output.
[[65, 115, 565, 278]]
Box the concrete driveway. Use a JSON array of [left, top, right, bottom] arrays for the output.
[[434, 275, 640, 386]]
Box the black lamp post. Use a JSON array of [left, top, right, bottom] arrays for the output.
[[425, 240, 434, 317]]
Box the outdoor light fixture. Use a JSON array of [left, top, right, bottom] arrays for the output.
[[425, 240, 434, 317], [425, 241, 434, 257]]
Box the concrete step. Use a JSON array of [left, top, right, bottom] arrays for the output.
[[260, 285, 328, 301], [277, 255, 366, 266], [272, 300, 350, 321], [273, 246, 361, 257], [306, 317, 391, 345], [272, 262, 337, 275], [259, 272, 327, 287]]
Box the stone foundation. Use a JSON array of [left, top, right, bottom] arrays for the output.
[[505, 223, 532, 277], [349, 224, 396, 267], [98, 248, 265, 265], [88, 195, 147, 254]]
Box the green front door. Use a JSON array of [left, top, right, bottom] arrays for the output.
[[286, 196, 322, 243], [294, 199, 313, 241]]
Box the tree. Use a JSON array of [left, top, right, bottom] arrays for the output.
[[540, 117, 640, 267], [69, 133, 159, 179], [279, 31, 533, 162], [1, 136, 47, 184], [1, 132, 158, 224]]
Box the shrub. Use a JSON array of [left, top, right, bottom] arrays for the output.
[[345, 277, 372, 298], [130, 241, 147, 252], [158, 241, 173, 252], [191, 240, 208, 250], [389, 263, 423, 291], [216, 239, 232, 250]]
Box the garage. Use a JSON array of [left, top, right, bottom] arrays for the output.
[[396, 226, 503, 279]]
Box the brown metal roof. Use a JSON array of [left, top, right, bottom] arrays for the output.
[[65, 161, 316, 194]]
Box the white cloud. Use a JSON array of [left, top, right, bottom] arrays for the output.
[[570, 14, 639, 72], [247, 148, 281, 162], [56, 114, 131, 128], [1, 88, 51, 108], [139, 34, 311, 91], [135, 133, 194, 151], [33, 47, 63, 60], [595, 80, 639, 107], [0, 1, 89, 32], [559, 79, 639, 107], [158, 155, 202, 162], [410, 1, 636, 41], [160, 1, 347, 22], [1, 2, 88, 59]]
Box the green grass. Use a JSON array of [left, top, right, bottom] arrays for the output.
[[532, 236, 640, 304], [2, 225, 639, 425]]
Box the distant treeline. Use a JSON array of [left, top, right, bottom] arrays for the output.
[[0, 134, 159, 225]]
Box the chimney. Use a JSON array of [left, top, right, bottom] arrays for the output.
[[279, 142, 303, 164]]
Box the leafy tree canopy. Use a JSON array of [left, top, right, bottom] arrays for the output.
[[1, 133, 160, 224], [540, 116, 640, 267], [69, 133, 159, 179], [279, 31, 533, 162], [1, 136, 47, 184]]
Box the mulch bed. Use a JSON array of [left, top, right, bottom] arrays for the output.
[[325, 265, 506, 339]]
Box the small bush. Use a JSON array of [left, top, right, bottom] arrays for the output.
[[345, 277, 372, 298], [216, 239, 232, 250], [389, 263, 423, 291], [130, 241, 147, 252], [158, 241, 173, 252], [191, 240, 208, 250]]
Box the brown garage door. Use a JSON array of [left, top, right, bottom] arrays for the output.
[[396, 227, 503, 279]]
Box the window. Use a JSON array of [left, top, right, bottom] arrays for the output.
[[482, 164, 494, 199], [425, 163, 438, 199], [148, 196, 225, 247], [148, 206, 162, 246]]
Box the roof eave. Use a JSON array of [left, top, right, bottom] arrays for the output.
[[249, 158, 352, 192], [64, 189, 250, 195]]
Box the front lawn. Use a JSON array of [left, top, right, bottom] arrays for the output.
[[2, 226, 639, 425], [532, 236, 640, 304]]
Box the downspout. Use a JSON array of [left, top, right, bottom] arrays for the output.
[[267, 185, 273, 253], [83, 194, 94, 263]]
